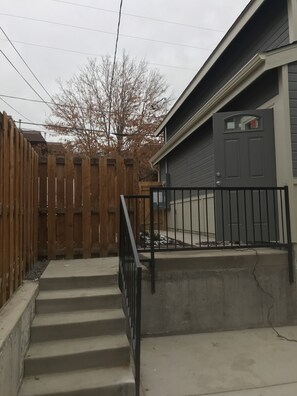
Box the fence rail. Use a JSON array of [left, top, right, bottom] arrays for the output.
[[124, 186, 293, 291], [38, 155, 138, 259], [0, 112, 38, 308], [119, 195, 141, 396]]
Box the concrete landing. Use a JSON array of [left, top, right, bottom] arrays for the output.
[[140, 326, 297, 396]]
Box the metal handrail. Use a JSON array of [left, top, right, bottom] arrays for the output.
[[119, 195, 142, 396], [123, 186, 293, 293]]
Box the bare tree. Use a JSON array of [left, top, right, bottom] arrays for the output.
[[47, 52, 170, 178]]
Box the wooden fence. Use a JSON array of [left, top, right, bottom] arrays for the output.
[[0, 112, 38, 308], [38, 155, 139, 259]]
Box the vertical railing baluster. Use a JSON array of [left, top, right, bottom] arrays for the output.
[[251, 190, 256, 244], [198, 189, 201, 247], [182, 189, 185, 247], [265, 189, 270, 244], [228, 189, 233, 246], [190, 190, 193, 247], [273, 189, 278, 243], [213, 188, 217, 248], [258, 189, 263, 244], [236, 189, 241, 246], [205, 189, 209, 247], [221, 189, 225, 247], [243, 189, 248, 246], [174, 189, 177, 249], [280, 189, 285, 244]]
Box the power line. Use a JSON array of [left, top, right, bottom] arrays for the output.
[[0, 13, 212, 51], [0, 93, 124, 114], [19, 121, 138, 136], [0, 38, 197, 71], [0, 97, 33, 122], [0, 26, 56, 104], [0, 48, 52, 110], [0, 93, 171, 117], [20, 121, 105, 133], [108, 0, 124, 137], [51, 0, 225, 33]]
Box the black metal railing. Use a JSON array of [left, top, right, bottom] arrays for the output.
[[123, 186, 293, 292], [119, 195, 142, 396]]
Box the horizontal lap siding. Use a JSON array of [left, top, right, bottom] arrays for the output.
[[166, 0, 289, 141], [289, 62, 297, 177], [166, 122, 214, 187]]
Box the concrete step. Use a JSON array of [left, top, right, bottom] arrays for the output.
[[31, 309, 125, 342], [24, 334, 130, 376], [36, 286, 121, 314], [19, 366, 135, 396], [39, 258, 119, 291], [39, 274, 118, 291]]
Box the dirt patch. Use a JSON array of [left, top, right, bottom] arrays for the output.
[[25, 260, 49, 281]]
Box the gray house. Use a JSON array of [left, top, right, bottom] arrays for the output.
[[151, 0, 297, 245]]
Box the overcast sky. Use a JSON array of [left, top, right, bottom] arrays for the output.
[[0, 0, 250, 140]]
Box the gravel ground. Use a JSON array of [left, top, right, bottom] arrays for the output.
[[25, 260, 49, 281]]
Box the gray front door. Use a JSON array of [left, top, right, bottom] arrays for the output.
[[213, 109, 277, 243]]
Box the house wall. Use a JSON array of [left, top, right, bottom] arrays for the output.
[[160, 70, 279, 189], [166, 121, 214, 187], [165, 0, 289, 141]]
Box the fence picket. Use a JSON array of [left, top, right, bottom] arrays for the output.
[[65, 153, 74, 259], [0, 112, 38, 308], [82, 157, 91, 258]]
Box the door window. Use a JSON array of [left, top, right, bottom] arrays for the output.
[[224, 115, 263, 132]]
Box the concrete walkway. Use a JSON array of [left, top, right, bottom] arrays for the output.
[[140, 326, 297, 396]]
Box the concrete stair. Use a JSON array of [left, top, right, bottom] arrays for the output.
[[18, 258, 135, 396]]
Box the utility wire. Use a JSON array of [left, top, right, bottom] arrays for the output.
[[0, 26, 56, 104], [20, 121, 105, 133], [51, 0, 225, 33], [0, 93, 173, 116], [0, 13, 212, 51], [0, 38, 197, 71], [107, 0, 123, 137], [0, 49, 53, 111], [20, 121, 139, 137], [0, 93, 114, 112], [0, 97, 33, 122]]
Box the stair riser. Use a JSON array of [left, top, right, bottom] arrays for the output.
[[31, 318, 125, 342], [24, 346, 130, 376], [39, 275, 118, 291], [19, 382, 135, 396], [36, 294, 121, 314]]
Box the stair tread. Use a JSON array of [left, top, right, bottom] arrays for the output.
[[26, 334, 129, 359], [37, 286, 121, 300], [19, 366, 135, 396], [32, 308, 125, 327], [41, 258, 118, 279]]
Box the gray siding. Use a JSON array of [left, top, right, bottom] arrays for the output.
[[162, 70, 279, 188], [289, 62, 297, 177], [167, 122, 214, 187], [223, 69, 279, 111], [166, 0, 289, 141]]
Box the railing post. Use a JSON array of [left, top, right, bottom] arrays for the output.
[[150, 188, 155, 293], [135, 266, 142, 396], [284, 186, 294, 283]]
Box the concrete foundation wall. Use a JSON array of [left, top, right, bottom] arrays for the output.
[[141, 249, 297, 336], [0, 281, 38, 396]]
